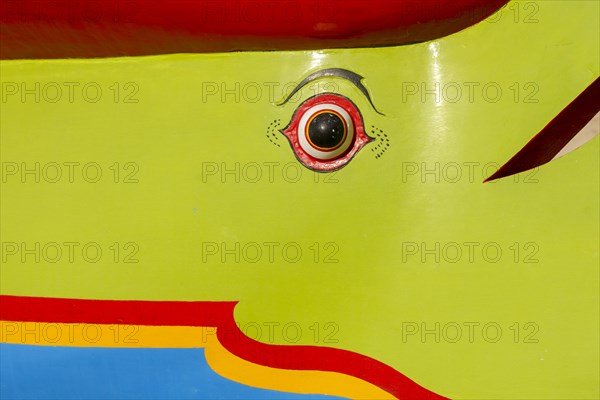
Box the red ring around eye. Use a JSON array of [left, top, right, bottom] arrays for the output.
[[280, 93, 373, 172]]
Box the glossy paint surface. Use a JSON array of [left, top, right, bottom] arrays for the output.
[[1, 1, 599, 398]]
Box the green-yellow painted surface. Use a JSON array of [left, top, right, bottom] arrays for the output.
[[1, 1, 598, 398]]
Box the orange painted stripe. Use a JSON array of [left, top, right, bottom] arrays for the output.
[[0, 320, 393, 399], [0, 295, 448, 399], [0, 320, 205, 348], [204, 334, 395, 400]]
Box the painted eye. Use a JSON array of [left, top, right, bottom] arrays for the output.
[[280, 93, 373, 172]]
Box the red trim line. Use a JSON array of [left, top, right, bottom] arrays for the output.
[[218, 323, 448, 399], [486, 77, 600, 182], [0, 295, 236, 326], [0, 295, 449, 399]]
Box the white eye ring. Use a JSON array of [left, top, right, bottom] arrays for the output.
[[297, 103, 355, 160]]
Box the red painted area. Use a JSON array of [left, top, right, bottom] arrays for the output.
[[218, 323, 448, 399], [0, 295, 236, 326], [0, 295, 449, 399], [486, 77, 600, 182], [0, 0, 508, 59]]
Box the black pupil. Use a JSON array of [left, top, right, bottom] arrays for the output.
[[308, 112, 346, 149]]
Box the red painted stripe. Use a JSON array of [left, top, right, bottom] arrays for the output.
[[0, 295, 236, 326], [218, 321, 448, 399], [486, 77, 600, 182], [0, 0, 508, 59], [0, 295, 450, 399]]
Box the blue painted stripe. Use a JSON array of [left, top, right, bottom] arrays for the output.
[[0, 344, 345, 399]]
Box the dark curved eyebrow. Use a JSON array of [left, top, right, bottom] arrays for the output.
[[276, 68, 385, 115]]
